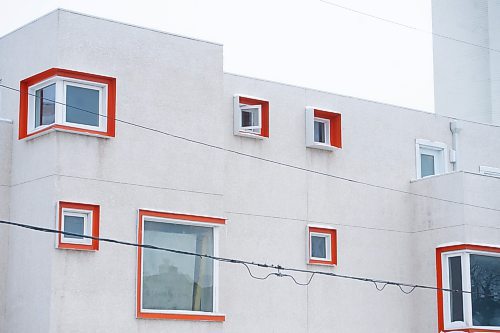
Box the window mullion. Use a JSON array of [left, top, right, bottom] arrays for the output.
[[462, 252, 473, 327], [55, 80, 64, 125]]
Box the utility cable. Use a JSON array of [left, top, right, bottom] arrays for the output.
[[319, 0, 500, 54], [0, 219, 494, 297], [2, 83, 500, 214]]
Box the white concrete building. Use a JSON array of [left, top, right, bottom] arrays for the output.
[[0, 9, 499, 333]]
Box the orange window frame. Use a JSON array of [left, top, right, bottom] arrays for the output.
[[57, 201, 100, 251], [136, 209, 226, 321], [436, 244, 500, 333], [238, 96, 270, 138], [313, 109, 342, 148], [308, 226, 337, 265]]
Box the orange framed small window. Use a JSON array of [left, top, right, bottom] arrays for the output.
[[305, 107, 342, 150], [57, 201, 100, 251], [136, 209, 226, 321], [307, 226, 337, 265], [19, 68, 116, 140], [233, 94, 269, 139]]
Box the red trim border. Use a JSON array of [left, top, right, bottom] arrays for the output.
[[238, 96, 270, 138], [313, 109, 342, 148], [308, 226, 337, 265], [57, 201, 100, 251], [19, 68, 116, 139]]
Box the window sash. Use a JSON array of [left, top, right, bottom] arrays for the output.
[[139, 216, 219, 315], [61, 209, 92, 245], [309, 232, 331, 261], [313, 118, 330, 145], [27, 76, 108, 134]]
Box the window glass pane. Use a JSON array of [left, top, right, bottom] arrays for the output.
[[66, 85, 100, 127], [314, 121, 325, 143], [35, 84, 56, 127], [470, 254, 500, 327], [241, 107, 259, 128], [421, 153, 435, 177], [64, 215, 85, 239], [448, 256, 464, 322], [311, 235, 327, 259], [142, 221, 214, 312]]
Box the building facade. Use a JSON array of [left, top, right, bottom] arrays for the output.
[[0, 9, 499, 333]]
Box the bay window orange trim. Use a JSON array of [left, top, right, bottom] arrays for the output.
[[239, 96, 269, 138], [19, 68, 116, 139], [436, 244, 500, 333]]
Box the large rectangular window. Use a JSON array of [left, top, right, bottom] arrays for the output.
[[438, 245, 500, 331], [137, 210, 225, 321]]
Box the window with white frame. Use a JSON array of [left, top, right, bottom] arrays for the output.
[[233, 94, 269, 139], [307, 226, 337, 265], [415, 139, 447, 179], [57, 201, 100, 251], [137, 210, 225, 321], [19, 68, 116, 140], [314, 118, 330, 144], [28, 77, 106, 134], [439, 247, 500, 330], [305, 107, 342, 150], [240, 104, 262, 134]]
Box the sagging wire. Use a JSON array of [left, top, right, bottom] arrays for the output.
[[0, 219, 494, 297]]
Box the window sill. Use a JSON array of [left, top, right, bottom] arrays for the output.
[[442, 328, 500, 332], [306, 143, 339, 151], [307, 260, 337, 266], [23, 124, 112, 141], [234, 130, 266, 140], [137, 310, 226, 322]]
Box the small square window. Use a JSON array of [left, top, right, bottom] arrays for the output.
[[57, 201, 100, 251], [19, 68, 116, 140], [233, 95, 269, 139], [307, 226, 337, 265], [415, 139, 448, 179], [306, 107, 341, 150]]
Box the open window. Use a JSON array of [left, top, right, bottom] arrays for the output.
[[305, 107, 342, 150], [19, 68, 116, 139], [415, 139, 448, 179], [307, 225, 337, 265], [57, 201, 100, 251], [437, 244, 500, 332], [233, 95, 269, 138], [137, 210, 226, 321]]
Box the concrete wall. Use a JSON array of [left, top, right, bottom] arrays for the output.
[[1, 9, 500, 333], [432, 0, 500, 124], [0, 120, 12, 332]]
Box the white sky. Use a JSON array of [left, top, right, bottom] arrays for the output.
[[0, 0, 435, 111]]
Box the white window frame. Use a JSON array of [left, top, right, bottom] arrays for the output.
[[313, 117, 330, 145], [239, 104, 262, 134], [233, 94, 266, 139], [415, 139, 448, 179], [441, 250, 500, 331], [27, 76, 108, 135], [60, 208, 93, 246], [309, 232, 332, 261], [139, 215, 222, 317]]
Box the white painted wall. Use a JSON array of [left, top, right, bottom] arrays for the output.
[[432, 0, 500, 124], [0, 9, 499, 333]]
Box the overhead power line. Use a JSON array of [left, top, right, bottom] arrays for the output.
[[1, 83, 500, 214], [0, 218, 494, 297], [319, 0, 500, 54]]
